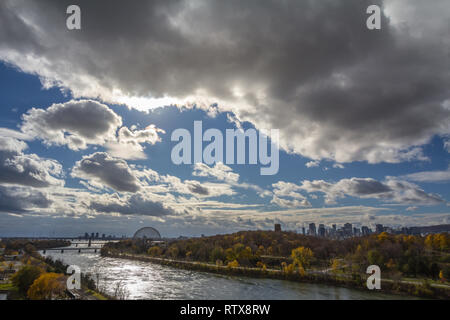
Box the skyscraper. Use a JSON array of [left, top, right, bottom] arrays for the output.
[[309, 223, 316, 236], [318, 224, 325, 237], [343, 223, 353, 237], [376, 224, 384, 234], [361, 226, 370, 236]]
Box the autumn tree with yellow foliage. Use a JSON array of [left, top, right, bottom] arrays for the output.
[[27, 272, 66, 300]]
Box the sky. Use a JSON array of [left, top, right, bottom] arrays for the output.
[[0, 0, 449, 237]]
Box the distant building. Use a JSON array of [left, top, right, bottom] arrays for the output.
[[133, 227, 162, 240], [302, 226, 306, 235], [361, 226, 370, 236], [343, 223, 353, 237], [376, 224, 384, 234], [308, 223, 316, 236], [318, 224, 325, 237], [274, 224, 282, 232]]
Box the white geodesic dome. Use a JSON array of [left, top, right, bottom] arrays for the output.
[[133, 227, 161, 239]]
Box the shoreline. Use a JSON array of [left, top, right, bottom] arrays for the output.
[[101, 250, 449, 299]]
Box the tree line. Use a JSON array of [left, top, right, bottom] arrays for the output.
[[103, 230, 450, 281]]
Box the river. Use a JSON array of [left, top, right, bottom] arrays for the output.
[[40, 240, 414, 300]]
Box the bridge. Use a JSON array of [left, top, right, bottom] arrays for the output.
[[41, 240, 109, 254], [42, 247, 103, 254]]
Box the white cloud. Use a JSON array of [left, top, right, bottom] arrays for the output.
[[106, 125, 165, 159], [0, 185, 52, 214], [71, 152, 141, 193], [444, 139, 450, 153], [19, 99, 165, 159], [193, 162, 239, 183], [400, 167, 450, 182], [305, 160, 319, 168], [271, 181, 311, 208], [300, 177, 445, 205], [0, 127, 32, 140], [270, 196, 311, 208], [192, 162, 270, 197], [21, 100, 122, 150], [0, 136, 64, 188]]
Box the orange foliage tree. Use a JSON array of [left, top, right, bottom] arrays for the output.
[[27, 272, 66, 300]]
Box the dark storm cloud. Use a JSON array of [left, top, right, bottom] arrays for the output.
[[0, 0, 449, 163], [21, 100, 122, 150], [0, 185, 52, 214], [71, 152, 140, 192], [89, 193, 175, 216], [0, 136, 64, 188]]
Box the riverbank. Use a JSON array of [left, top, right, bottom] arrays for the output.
[[102, 250, 449, 299]]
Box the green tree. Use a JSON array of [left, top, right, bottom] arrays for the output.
[[209, 246, 225, 263], [367, 249, 384, 267], [11, 265, 43, 296]]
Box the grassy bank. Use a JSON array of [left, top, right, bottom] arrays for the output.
[[102, 250, 450, 299]]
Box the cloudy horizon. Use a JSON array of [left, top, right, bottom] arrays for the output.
[[0, 0, 449, 237]]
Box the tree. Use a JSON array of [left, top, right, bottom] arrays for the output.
[[439, 270, 446, 283], [425, 234, 434, 249], [386, 258, 396, 271], [330, 258, 342, 275], [377, 232, 389, 243], [237, 246, 253, 266], [367, 249, 384, 267], [227, 260, 239, 268], [256, 245, 265, 256], [11, 265, 43, 296], [167, 244, 179, 259], [282, 263, 295, 275], [225, 248, 236, 262], [256, 261, 267, 271], [147, 246, 162, 257], [291, 247, 313, 269], [210, 246, 225, 263], [27, 273, 66, 300], [430, 262, 440, 279]]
